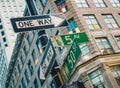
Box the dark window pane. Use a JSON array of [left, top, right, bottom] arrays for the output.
[[1, 31, 4, 36], [32, 49, 38, 66], [28, 60, 34, 75], [21, 78, 26, 88], [55, 0, 68, 13], [5, 44, 8, 47], [34, 79, 39, 88], [0, 25, 3, 29], [3, 37, 6, 42], [24, 69, 30, 83], [39, 36, 48, 46], [38, 30, 46, 36]]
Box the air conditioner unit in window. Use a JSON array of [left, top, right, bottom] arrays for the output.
[[101, 48, 108, 54]]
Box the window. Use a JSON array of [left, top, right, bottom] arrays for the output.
[[95, 37, 114, 54], [19, 85, 21, 88], [3, 37, 6, 42], [55, 0, 68, 13], [37, 31, 48, 47], [79, 43, 90, 55], [102, 14, 118, 28], [20, 55, 25, 65], [75, 0, 89, 8], [21, 78, 26, 88], [5, 43, 8, 47], [17, 63, 22, 73], [47, 9, 51, 14], [115, 36, 120, 47], [8, 6, 12, 10], [12, 0, 15, 2], [93, 0, 106, 7], [89, 69, 105, 88], [1, 31, 5, 36], [12, 78, 15, 87], [0, 43, 1, 47], [0, 25, 3, 29], [14, 68, 19, 81], [2, 6, 6, 10], [10, 35, 15, 40], [110, 65, 120, 86], [27, 34, 32, 44], [24, 69, 30, 83], [67, 18, 80, 33], [1, 1, 4, 4], [84, 15, 101, 30], [3, 11, 8, 16], [28, 60, 34, 75], [39, 36, 48, 46], [38, 30, 46, 36], [23, 46, 27, 55], [34, 79, 39, 88], [109, 0, 120, 7], [36, 39, 43, 55], [32, 49, 38, 66], [27, 32, 33, 44]]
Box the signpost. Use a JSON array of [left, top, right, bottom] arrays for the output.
[[40, 39, 56, 78], [60, 40, 81, 82], [10, 13, 68, 33], [50, 32, 89, 47]]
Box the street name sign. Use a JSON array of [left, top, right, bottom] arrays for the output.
[[50, 32, 89, 47], [10, 13, 68, 33], [60, 40, 81, 82], [40, 39, 56, 78]]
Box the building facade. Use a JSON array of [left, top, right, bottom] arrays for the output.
[[51, 0, 120, 88], [6, 0, 120, 88], [0, 0, 25, 63], [0, 0, 25, 88], [0, 38, 8, 88], [0, 16, 8, 88]]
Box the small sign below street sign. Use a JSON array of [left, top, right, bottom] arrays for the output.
[[40, 39, 56, 78], [10, 13, 68, 33], [50, 32, 89, 47]]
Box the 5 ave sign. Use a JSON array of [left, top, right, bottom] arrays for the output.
[[60, 40, 81, 82], [10, 13, 68, 33], [51, 32, 89, 47]]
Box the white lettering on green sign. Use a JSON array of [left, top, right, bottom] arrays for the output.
[[61, 40, 81, 82]]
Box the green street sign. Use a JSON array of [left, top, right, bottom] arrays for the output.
[[65, 40, 81, 74], [60, 40, 81, 82], [60, 66, 69, 82], [50, 32, 89, 47]]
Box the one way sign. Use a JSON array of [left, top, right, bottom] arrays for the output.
[[10, 13, 68, 33]]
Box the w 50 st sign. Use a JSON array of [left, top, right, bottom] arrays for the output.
[[60, 40, 81, 82]]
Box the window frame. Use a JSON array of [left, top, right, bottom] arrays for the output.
[[109, 0, 120, 7], [55, 0, 68, 13], [110, 65, 120, 86], [88, 69, 105, 88], [93, 0, 107, 7], [84, 15, 101, 30], [75, 0, 89, 8], [102, 14, 118, 28]]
